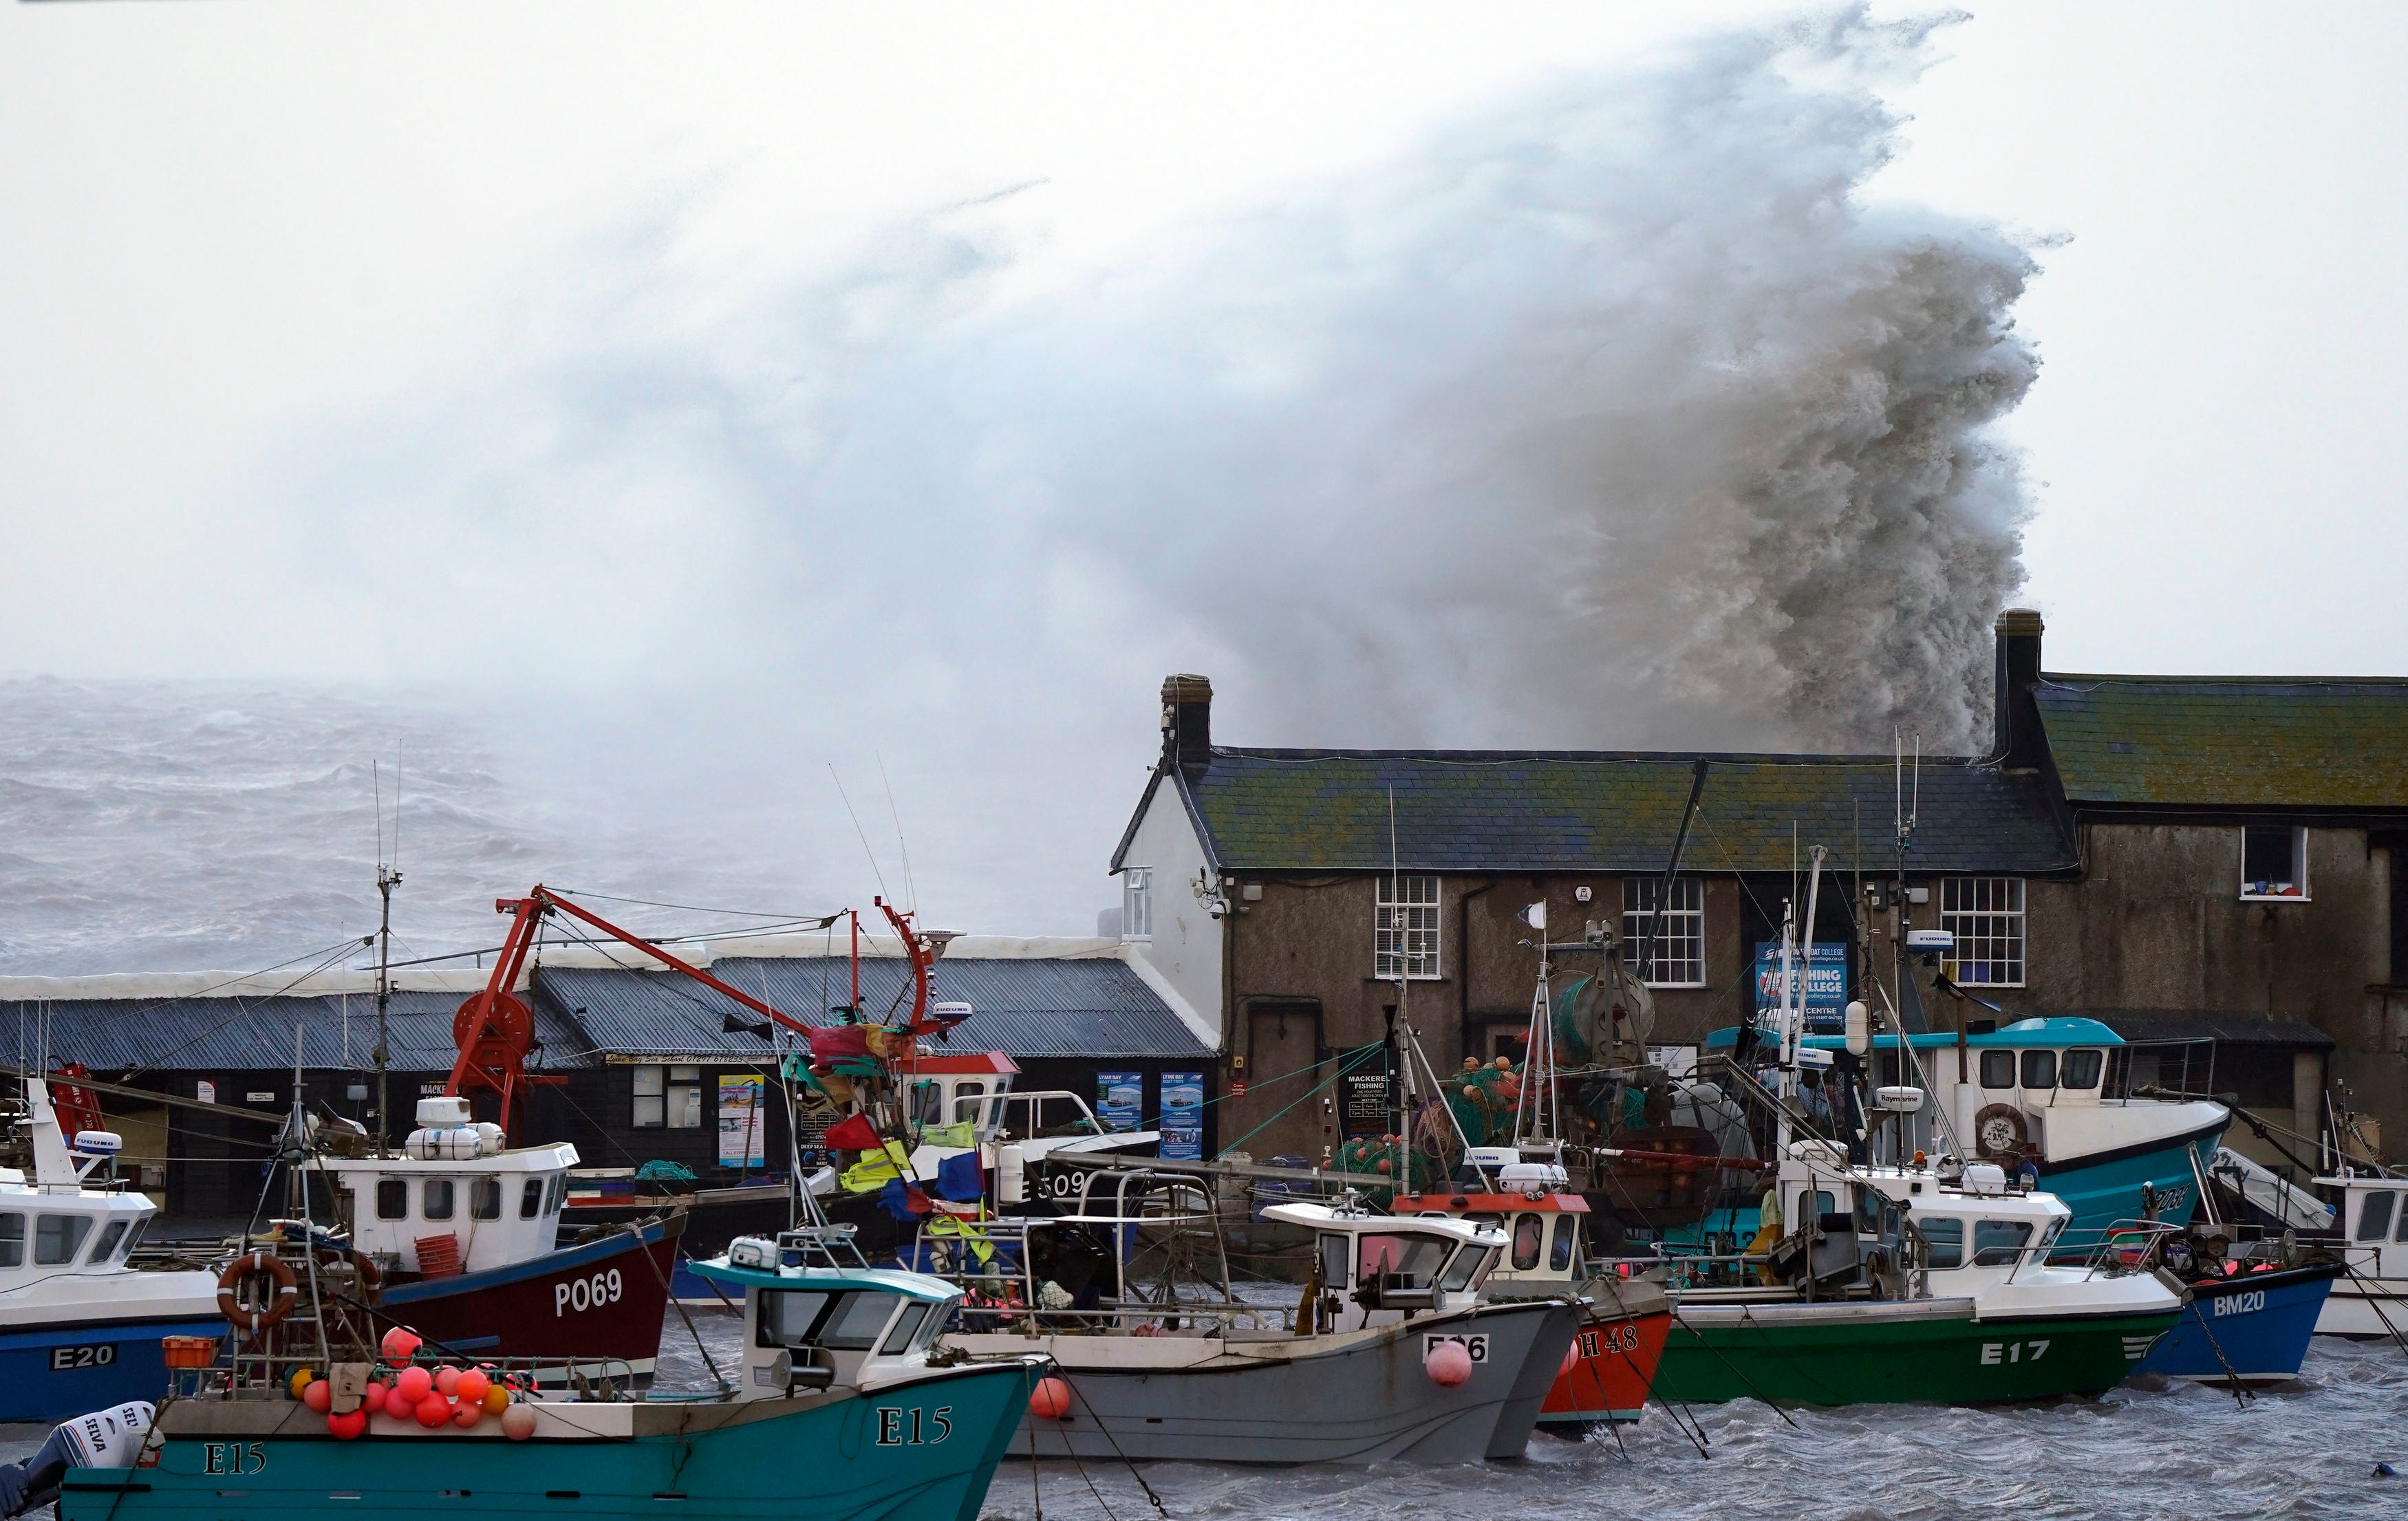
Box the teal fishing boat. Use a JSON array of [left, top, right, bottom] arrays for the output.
[[52, 1228, 1042, 1521]]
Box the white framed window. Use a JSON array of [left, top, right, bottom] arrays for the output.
[[633, 1064, 704, 1128], [1375, 874, 1441, 980], [1123, 867, 1153, 940], [667, 1065, 703, 1128], [1942, 877, 2025, 987], [1622, 876, 1706, 987], [2241, 826, 2308, 900], [632, 1064, 665, 1128]]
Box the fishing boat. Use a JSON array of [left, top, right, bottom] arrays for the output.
[[0, 1079, 225, 1422], [2310, 1169, 2408, 1338], [47, 1225, 1043, 1521], [1699, 1015, 2231, 1248], [2120, 1225, 2342, 1386], [914, 1169, 1579, 1464], [1651, 1149, 2184, 1405]]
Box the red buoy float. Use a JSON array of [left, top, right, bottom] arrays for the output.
[[302, 1379, 333, 1414], [1029, 1376, 1074, 1421], [380, 1326, 423, 1361], [1559, 1342, 1581, 1378], [394, 1366, 434, 1403], [413, 1392, 451, 1429]]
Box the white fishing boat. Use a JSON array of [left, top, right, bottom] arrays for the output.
[[2310, 1169, 2408, 1338]]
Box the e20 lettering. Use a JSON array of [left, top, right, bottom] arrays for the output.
[[555, 1267, 624, 1316], [48, 1344, 117, 1371], [875, 1406, 953, 1445]]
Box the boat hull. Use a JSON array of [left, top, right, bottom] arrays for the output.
[[958, 1298, 1578, 1465], [1653, 1297, 2180, 1405], [61, 1361, 1035, 1521], [2036, 1123, 2228, 1247], [375, 1218, 680, 1385], [2133, 1263, 2340, 1385], [2313, 1274, 2408, 1338], [0, 1313, 228, 1423], [1537, 1304, 1671, 1426]]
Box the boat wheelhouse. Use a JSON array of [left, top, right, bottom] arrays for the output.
[[2310, 1169, 2408, 1337]]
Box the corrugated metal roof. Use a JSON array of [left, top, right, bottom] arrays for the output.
[[0, 989, 596, 1075], [531, 956, 1212, 1061], [1178, 750, 2075, 874], [2091, 1011, 2336, 1049], [2036, 675, 2408, 808]]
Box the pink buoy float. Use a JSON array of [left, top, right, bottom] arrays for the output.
[[1424, 1340, 1474, 1388], [499, 1404, 539, 1441]]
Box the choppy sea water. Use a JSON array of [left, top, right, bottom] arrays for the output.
[[652, 1308, 2408, 1521]]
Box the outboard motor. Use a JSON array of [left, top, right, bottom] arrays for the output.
[[0, 1402, 152, 1517]]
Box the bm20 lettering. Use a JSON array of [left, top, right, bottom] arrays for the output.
[[555, 1267, 624, 1316], [875, 1407, 954, 1445]]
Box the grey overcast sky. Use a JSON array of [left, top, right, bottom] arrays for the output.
[[4, 2, 2402, 685]]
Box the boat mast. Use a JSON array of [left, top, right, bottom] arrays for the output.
[[373, 863, 398, 1155]]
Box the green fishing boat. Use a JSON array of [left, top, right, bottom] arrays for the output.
[[1652, 1152, 2182, 1406]]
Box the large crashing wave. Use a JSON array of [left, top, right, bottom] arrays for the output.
[[3, 10, 2042, 971]]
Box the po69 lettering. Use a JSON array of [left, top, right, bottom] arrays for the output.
[[555, 1267, 624, 1317]]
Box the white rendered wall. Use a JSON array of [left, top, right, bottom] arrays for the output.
[[1116, 777, 1223, 1048]]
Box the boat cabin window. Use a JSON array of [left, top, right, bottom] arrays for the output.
[[1358, 1232, 1450, 1290], [520, 1179, 545, 1219], [545, 1173, 568, 1215], [2357, 1190, 2397, 1242], [953, 1082, 987, 1125], [470, 1178, 502, 1221], [1979, 1051, 2015, 1090], [1917, 1218, 1964, 1269], [1973, 1220, 2032, 1267], [879, 1302, 932, 1354], [1549, 1215, 1576, 1271], [1512, 1215, 1542, 1271], [1318, 1233, 1350, 1290], [1438, 1246, 1492, 1293], [424, 1180, 455, 1222], [34, 1214, 91, 1266], [87, 1220, 128, 1264], [913, 1081, 945, 1128], [2021, 1050, 2057, 1090], [0, 1213, 21, 1267], [757, 1288, 910, 1351], [377, 1180, 408, 1220], [118, 1218, 147, 1260], [2061, 1050, 2104, 1090]]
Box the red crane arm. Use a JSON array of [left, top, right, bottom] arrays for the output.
[[528, 887, 815, 1037]]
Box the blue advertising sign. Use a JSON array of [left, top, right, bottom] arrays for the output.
[[1096, 1071, 1145, 1133], [1159, 1071, 1205, 1161], [1754, 942, 1848, 1033]]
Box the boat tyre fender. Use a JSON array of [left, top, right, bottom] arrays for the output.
[[218, 1252, 299, 1332], [1972, 1103, 2028, 1160]]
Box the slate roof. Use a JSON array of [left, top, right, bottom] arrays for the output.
[[1165, 750, 2075, 875], [530, 956, 1212, 1061], [2036, 674, 2408, 810], [0, 990, 596, 1075]]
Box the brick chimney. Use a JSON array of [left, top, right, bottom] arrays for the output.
[[1990, 609, 2046, 770], [1161, 674, 1213, 774]]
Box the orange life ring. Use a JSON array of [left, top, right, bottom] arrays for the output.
[[217, 1251, 299, 1332]]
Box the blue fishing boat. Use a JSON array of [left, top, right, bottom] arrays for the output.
[[1698, 1018, 2228, 1249], [0, 1079, 224, 1423], [51, 1229, 1044, 1521], [2134, 1257, 2345, 1386]]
